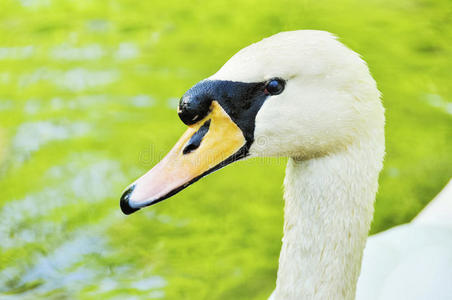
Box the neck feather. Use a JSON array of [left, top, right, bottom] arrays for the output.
[[273, 137, 384, 300]]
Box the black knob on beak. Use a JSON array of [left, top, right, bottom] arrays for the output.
[[178, 87, 212, 125]]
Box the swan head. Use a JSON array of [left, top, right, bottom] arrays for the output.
[[120, 30, 384, 214]]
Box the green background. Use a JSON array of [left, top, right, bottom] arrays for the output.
[[0, 0, 451, 299]]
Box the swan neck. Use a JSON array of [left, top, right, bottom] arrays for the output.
[[274, 142, 383, 300]]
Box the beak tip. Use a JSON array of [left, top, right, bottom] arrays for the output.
[[120, 184, 140, 215]]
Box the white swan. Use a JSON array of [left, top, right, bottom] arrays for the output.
[[120, 30, 452, 299]]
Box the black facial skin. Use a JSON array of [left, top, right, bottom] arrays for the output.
[[178, 79, 271, 149], [120, 78, 284, 214]]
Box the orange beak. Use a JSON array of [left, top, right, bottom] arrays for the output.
[[120, 101, 246, 214]]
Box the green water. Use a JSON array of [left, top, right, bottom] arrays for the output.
[[0, 0, 451, 299]]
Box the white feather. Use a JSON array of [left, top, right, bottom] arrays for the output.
[[210, 30, 452, 299]]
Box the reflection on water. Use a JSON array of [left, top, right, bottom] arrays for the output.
[[51, 44, 104, 61], [0, 46, 34, 60], [131, 95, 155, 108], [423, 94, 452, 115], [19, 68, 120, 91], [0, 9, 170, 295], [13, 121, 91, 161], [49, 42, 140, 61], [115, 43, 140, 60], [0, 150, 167, 298], [1, 219, 166, 299]]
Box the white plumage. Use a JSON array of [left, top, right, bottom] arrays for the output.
[[357, 181, 452, 300], [210, 30, 452, 299]]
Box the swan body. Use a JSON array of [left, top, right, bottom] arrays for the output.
[[357, 181, 452, 300], [120, 30, 452, 299]]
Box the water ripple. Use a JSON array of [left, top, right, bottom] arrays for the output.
[[18, 68, 120, 91], [51, 44, 104, 61], [12, 120, 91, 164], [0, 159, 123, 249], [0, 46, 34, 60]]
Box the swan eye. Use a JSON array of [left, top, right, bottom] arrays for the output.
[[264, 78, 285, 95]]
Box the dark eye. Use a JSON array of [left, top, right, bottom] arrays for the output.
[[264, 78, 285, 95]]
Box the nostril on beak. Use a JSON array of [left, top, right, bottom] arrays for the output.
[[183, 119, 211, 155], [183, 142, 199, 155], [120, 184, 140, 215]]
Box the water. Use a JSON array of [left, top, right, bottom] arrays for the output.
[[0, 16, 179, 296], [0, 3, 285, 297], [1, 0, 451, 299]]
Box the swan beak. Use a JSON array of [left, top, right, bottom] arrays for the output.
[[120, 101, 246, 214]]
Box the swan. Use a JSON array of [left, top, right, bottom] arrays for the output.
[[120, 30, 452, 299]]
